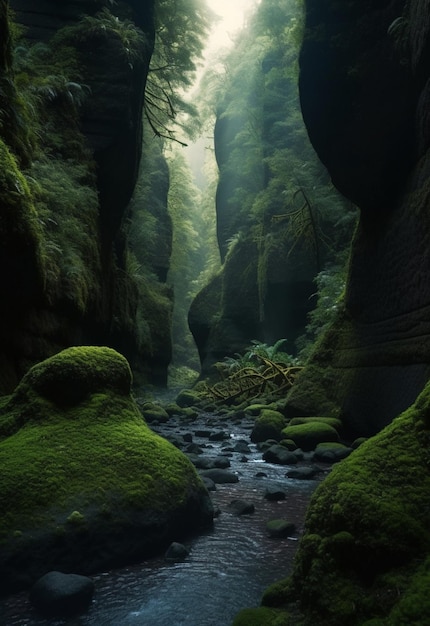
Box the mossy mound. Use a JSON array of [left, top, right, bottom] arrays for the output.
[[288, 416, 342, 432], [251, 409, 289, 443], [281, 421, 339, 451], [0, 347, 213, 593], [176, 388, 203, 408], [259, 382, 430, 625]]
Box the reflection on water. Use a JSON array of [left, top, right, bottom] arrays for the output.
[[0, 414, 324, 626]]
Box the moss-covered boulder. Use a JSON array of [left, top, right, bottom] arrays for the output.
[[288, 416, 343, 432], [256, 381, 430, 625], [281, 421, 340, 451], [251, 409, 289, 443], [0, 346, 213, 593]]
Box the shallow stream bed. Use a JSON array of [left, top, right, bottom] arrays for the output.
[[0, 411, 326, 626]]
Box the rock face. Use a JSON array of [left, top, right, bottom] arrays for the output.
[[288, 0, 430, 438], [0, 1, 172, 391], [189, 7, 355, 375], [0, 347, 213, 593], [231, 2, 430, 625]]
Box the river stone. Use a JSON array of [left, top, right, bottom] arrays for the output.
[[263, 444, 298, 465], [186, 443, 204, 455], [228, 499, 255, 515], [199, 469, 239, 484], [29, 571, 94, 617], [209, 430, 229, 441], [266, 520, 296, 538], [264, 486, 286, 501], [201, 476, 217, 491], [165, 542, 189, 561], [195, 429, 212, 438], [314, 443, 353, 463], [193, 456, 231, 470], [286, 466, 319, 480], [234, 441, 251, 454]]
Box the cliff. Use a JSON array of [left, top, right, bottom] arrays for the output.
[[287, 0, 430, 438], [0, 0, 172, 390]]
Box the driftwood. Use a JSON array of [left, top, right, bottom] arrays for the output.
[[207, 355, 302, 405]]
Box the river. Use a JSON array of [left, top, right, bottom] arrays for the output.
[[0, 408, 325, 626]]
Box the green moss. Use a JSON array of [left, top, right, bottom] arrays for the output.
[[281, 421, 340, 451], [0, 138, 43, 269], [251, 409, 288, 442], [0, 347, 209, 547], [288, 416, 342, 431], [263, 381, 430, 625]]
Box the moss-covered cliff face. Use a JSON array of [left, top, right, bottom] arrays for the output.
[[231, 2, 430, 624], [288, 0, 430, 437], [190, 1, 355, 375], [0, 0, 173, 391]]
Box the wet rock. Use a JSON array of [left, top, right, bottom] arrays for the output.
[[266, 520, 296, 538], [228, 499, 255, 516], [186, 443, 204, 455], [314, 443, 353, 463], [234, 441, 251, 454], [255, 471, 268, 478], [209, 430, 229, 441], [29, 571, 94, 617], [264, 486, 286, 501], [165, 542, 189, 561], [286, 466, 320, 480], [201, 476, 217, 491], [195, 429, 212, 438], [263, 444, 299, 465], [193, 456, 231, 470], [199, 469, 239, 484]]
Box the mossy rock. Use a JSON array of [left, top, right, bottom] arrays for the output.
[[261, 381, 430, 625], [279, 439, 297, 451], [10, 346, 132, 414], [314, 442, 352, 463], [251, 409, 289, 443], [281, 421, 340, 451], [288, 416, 343, 432], [232, 606, 290, 626], [176, 389, 202, 408], [140, 403, 170, 423], [0, 347, 213, 592], [266, 519, 296, 538]]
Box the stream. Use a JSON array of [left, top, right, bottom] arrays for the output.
[[0, 409, 326, 626]]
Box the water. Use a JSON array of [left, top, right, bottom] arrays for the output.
[[0, 412, 324, 626]]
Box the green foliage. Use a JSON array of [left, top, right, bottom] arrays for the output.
[[29, 158, 101, 314], [196, 0, 357, 337], [296, 263, 348, 359], [54, 8, 147, 66], [219, 340, 300, 376], [146, 0, 211, 142]]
